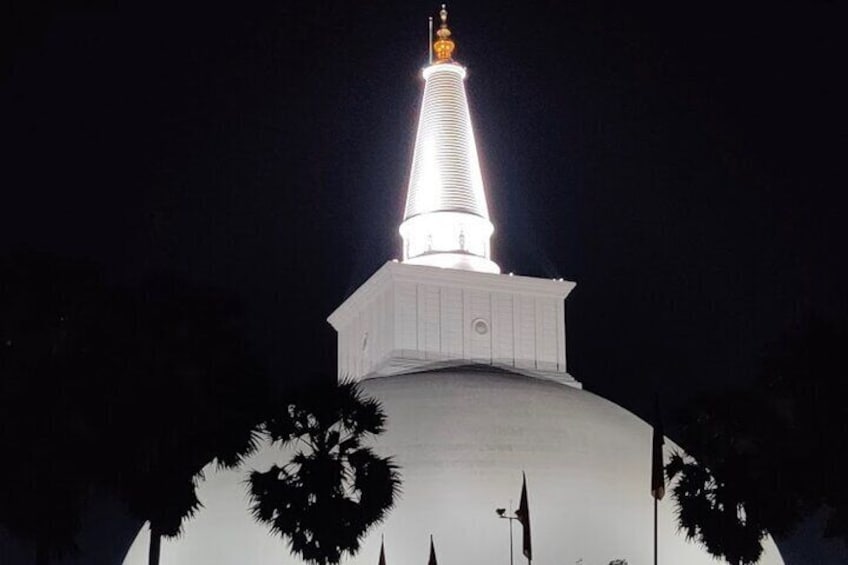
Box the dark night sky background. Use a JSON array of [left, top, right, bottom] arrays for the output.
[[3, 1, 847, 563]]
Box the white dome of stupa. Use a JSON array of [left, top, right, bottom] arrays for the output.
[[122, 369, 784, 565]]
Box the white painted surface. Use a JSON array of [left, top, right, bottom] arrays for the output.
[[328, 262, 577, 384], [122, 371, 784, 565]]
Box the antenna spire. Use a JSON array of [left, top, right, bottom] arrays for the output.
[[428, 16, 434, 64]]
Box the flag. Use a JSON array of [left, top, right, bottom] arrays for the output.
[[651, 398, 665, 500], [428, 535, 437, 565], [515, 472, 532, 561], [378, 536, 386, 565]]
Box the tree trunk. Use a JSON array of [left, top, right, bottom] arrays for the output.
[[35, 542, 48, 565], [148, 527, 161, 565]]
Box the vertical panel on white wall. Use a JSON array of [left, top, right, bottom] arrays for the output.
[[368, 294, 379, 374], [467, 290, 489, 319], [441, 286, 463, 358], [376, 289, 385, 364], [492, 293, 514, 365], [512, 294, 520, 369], [385, 287, 394, 358], [348, 326, 355, 378], [462, 289, 471, 360], [557, 300, 566, 371], [423, 285, 441, 359], [361, 303, 368, 376], [517, 295, 536, 369], [352, 313, 361, 378], [538, 298, 557, 370], [396, 281, 417, 352], [362, 309, 369, 375], [338, 322, 347, 379], [416, 284, 426, 360]]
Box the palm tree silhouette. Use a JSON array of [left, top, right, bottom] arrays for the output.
[[0, 259, 269, 565], [248, 380, 401, 565], [107, 278, 269, 565], [0, 254, 105, 564]]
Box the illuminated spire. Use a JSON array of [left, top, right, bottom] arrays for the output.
[[400, 7, 499, 274]]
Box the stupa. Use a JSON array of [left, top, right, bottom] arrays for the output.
[[122, 7, 784, 565]]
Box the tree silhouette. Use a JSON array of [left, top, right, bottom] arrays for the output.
[[0, 254, 107, 564], [1, 255, 272, 565], [248, 380, 401, 565], [104, 277, 270, 565], [668, 317, 848, 564]]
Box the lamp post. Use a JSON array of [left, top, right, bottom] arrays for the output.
[[495, 507, 518, 565]]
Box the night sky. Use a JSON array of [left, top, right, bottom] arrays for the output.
[[3, 1, 847, 563]]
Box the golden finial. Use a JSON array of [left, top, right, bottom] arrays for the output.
[[433, 4, 455, 63]]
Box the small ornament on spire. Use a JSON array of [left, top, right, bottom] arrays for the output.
[[433, 4, 455, 62]]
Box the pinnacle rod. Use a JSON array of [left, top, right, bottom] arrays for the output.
[[428, 16, 433, 64]]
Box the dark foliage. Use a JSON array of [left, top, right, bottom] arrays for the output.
[[249, 380, 401, 565], [668, 318, 848, 564], [99, 276, 271, 565], [0, 254, 271, 564], [0, 254, 109, 563]]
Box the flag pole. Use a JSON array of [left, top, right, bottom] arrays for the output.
[[651, 395, 665, 565], [509, 515, 515, 565], [495, 503, 516, 565], [509, 500, 514, 565], [653, 495, 658, 565]]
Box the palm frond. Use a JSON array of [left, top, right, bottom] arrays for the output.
[[248, 381, 402, 565]]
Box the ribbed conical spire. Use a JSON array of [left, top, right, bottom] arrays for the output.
[[399, 7, 499, 274]]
